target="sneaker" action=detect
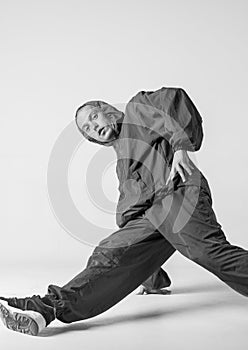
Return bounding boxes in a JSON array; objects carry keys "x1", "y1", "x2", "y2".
[{"x1": 0, "y1": 295, "x2": 54, "y2": 336}]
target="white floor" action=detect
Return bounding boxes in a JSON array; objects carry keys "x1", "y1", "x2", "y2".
[{"x1": 1, "y1": 254, "x2": 248, "y2": 350}]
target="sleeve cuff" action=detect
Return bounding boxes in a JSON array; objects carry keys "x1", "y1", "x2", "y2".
[{"x1": 172, "y1": 145, "x2": 186, "y2": 152}]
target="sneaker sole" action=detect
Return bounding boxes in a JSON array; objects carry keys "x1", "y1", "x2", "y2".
[{"x1": 0, "y1": 300, "x2": 46, "y2": 336}]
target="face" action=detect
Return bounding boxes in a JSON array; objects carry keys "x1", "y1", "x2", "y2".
[{"x1": 76, "y1": 105, "x2": 119, "y2": 142}]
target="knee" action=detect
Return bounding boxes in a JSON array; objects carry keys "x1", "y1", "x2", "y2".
[{"x1": 87, "y1": 245, "x2": 125, "y2": 269}]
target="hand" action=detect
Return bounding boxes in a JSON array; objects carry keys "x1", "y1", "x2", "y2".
[
  {"x1": 137, "y1": 286, "x2": 171, "y2": 295},
  {"x1": 166, "y1": 149, "x2": 195, "y2": 185}
]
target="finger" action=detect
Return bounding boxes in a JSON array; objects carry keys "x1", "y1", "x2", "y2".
[
  {"x1": 136, "y1": 286, "x2": 146, "y2": 295},
  {"x1": 166, "y1": 171, "x2": 172, "y2": 185},
  {"x1": 177, "y1": 165, "x2": 186, "y2": 182},
  {"x1": 188, "y1": 160, "x2": 195, "y2": 169},
  {"x1": 181, "y1": 163, "x2": 192, "y2": 176},
  {"x1": 159, "y1": 289, "x2": 171, "y2": 295},
  {"x1": 145, "y1": 288, "x2": 171, "y2": 295},
  {"x1": 165, "y1": 175, "x2": 171, "y2": 186}
]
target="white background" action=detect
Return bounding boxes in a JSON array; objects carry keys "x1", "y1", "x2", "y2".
[
  {"x1": 1, "y1": 0, "x2": 248, "y2": 269},
  {"x1": 1, "y1": 1, "x2": 248, "y2": 349}
]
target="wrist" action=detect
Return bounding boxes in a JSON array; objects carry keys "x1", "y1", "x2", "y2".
[
  {"x1": 173, "y1": 144, "x2": 186, "y2": 152},
  {"x1": 174, "y1": 149, "x2": 187, "y2": 154}
]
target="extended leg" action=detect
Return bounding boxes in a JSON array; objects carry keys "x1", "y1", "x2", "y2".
[{"x1": 45, "y1": 217, "x2": 175, "y2": 324}]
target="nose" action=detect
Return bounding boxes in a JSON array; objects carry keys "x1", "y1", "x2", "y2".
[
  {"x1": 90, "y1": 121, "x2": 99, "y2": 132},
  {"x1": 93, "y1": 123, "x2": 99, "y2": 132}
]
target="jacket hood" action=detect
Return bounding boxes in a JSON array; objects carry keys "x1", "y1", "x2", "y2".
[{"x1": 76, "y1": 100, "x2": 125, "y2": 147}]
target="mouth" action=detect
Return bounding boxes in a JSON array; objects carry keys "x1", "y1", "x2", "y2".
[{"x1": 98, "y1": 126, "x2": 109, "y2": 136}]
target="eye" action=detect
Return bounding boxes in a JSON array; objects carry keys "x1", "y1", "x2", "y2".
[
  {"x1": 92, "y1": 114, "x2": 98, "y2": 120},
  {"x1": 83, "y1": 125, "x2": 90, "y2": 132}
]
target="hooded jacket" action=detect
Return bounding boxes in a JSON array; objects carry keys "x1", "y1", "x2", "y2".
[{"x1": 87, "y1": 87, "x2": 204, "y2": 228}]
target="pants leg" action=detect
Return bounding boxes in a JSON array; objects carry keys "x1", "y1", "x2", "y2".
[
  {"x1": 146, "y1": 173, "x2": 248, "y2": 297},
  {"x1": 142, "y1": 268, "x2": 171, "y2": 290},
  {"x1": 46, "y1": 217, "x2": 175, "y2": 324}
]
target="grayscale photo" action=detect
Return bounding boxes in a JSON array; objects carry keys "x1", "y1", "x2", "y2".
[{"x1": 0, "y1": 1, "x2": 248, "y2": 349}]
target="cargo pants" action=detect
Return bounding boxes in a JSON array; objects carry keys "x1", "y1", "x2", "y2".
[{"x1": 44, "y1": 174, "x2": 248, "y2": 325}]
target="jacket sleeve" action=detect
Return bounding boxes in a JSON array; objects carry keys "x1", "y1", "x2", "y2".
[
  {"x1": 130, "y1": 87, "x2": 204, "y2": 152},
  {"x1": 162, "y1": 88, "x2": 203, "y2": 152}
]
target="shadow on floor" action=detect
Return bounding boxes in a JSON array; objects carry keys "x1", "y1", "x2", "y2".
[
  {"x1": 39, "y1": 282, "x2": 247, "y2": 337},
  {"x1": 172, "y1": 281, "x2": 227, "y2": 295}
]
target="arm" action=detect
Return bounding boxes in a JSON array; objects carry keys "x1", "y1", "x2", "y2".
[
  {"x1": 160, "y1": 87, "x2": 203, "y2": 152},
  {"x1": 128, "y1": 87, "x2": 204, "y2": 152},
  {"x1": 133, "y1": 87, "x2": 203, "y2": 183},
  {"x1": 161, "y1": 88, "x2": 203, "y2": 183}
]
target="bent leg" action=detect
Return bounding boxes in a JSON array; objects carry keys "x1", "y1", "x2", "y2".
[
  {"x1": 46, "y1": 217, "x2": 175, "y2": 324},
  {"x1": 147, "y1": 174, "x2": 248, "y2": 297}
]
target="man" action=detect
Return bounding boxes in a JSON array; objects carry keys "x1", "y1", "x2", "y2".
[{"x1": 1, "y1": 87, "x2": 248, "y2": 336}]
